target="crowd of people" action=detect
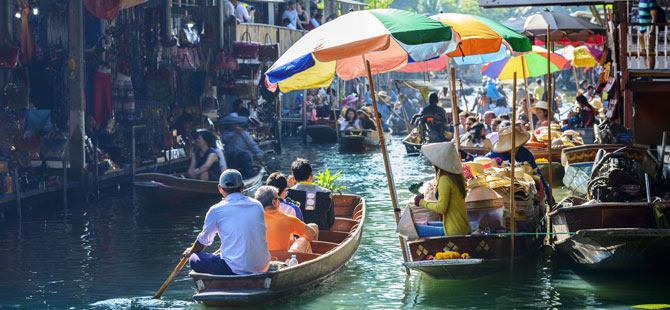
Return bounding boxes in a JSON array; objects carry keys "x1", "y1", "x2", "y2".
[{"x1": 183, "y1": 158, "x2": 334, "y2": 275}]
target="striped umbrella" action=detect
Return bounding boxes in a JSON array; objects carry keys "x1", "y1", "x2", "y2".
[
  {"x1": 399, "y1": 13, "x2": 531, "y2": 72},
  {"x1": 481, "y1": 50, "x2": 570, "y2": 80},
  {"x1": 556, "y1": 45, "x2": 603, "y2": 68},
  {"x1": 265, "y1": 9, "x2": 457, "y2": 92}
]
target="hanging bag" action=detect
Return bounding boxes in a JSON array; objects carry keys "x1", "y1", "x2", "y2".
[
  {"x1": 217, "y1": 48, "x2": 238, "y2": 70},
  {"x1": 218, "y1": 71, "x2": 236, "y2": 95},
  {"x1": 0, "y1": 29, "x2": 20, "y2": 69},
  {"x1": 232, "y1": 30, "x2": 260, "y2": 59},
  {"x1": 258, "y1": 33, "x2": 279, "y2": 62}
]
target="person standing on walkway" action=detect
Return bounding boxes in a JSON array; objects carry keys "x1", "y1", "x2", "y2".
[{"x1": 638, "y1": 0, "x2": 660, "y2": 69}]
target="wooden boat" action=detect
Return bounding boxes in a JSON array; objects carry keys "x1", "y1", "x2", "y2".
[
  {"x1": 402, "y1": 134, "x2": 490, "y2": 157},
  {"x1": 399, "y1": 200, "x2": 545, "y2": 279},
  {"x1": 339, "y1": 129, "x2": 390, "y2": 150},
  {"x1": 134, "y1": 166, "x2": 265, "y2": 205},
  {"x1": 549, "y1": 197, "x2": 670, "y2": 269},
  {"x1": 189, "y1": 194, "x2": 366, "y2": 307},
  {"x1": 560, "y1": 144, "x2": 656, "y2": 197},
  {"x1": 306, "y1": 120, "x2": 338, "y2": 143},
  {"x1": 529, "y1": 147, "x2": 563, "y2": 163}
]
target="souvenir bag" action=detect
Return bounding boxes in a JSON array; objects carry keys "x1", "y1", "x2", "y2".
[
  {"x1": 177, "y1": 47, "x2": 195, "y2": 69},
  {"x1": 235, "y1": 59, "x2": 260, "y2": 80},
  {"x1": 0, "y1": 29, "x2": 20, "y2": 69},
  {"x1": 216, "y1": 48, "x2": 238, "y2": 70},
  {"x1": 218, "y1": 72, "x2": 236, "y2": 95},
  {"x1": 235, "y1": 71, "x2": 258, "y2": 99},
  {"x1": 1, "y1": 68, "x2": 29, "y2": 110},
  {"x1": 258, "y1": 33, "x2": 279, "y2": 62},
  {"x1": 232, "y1": 30, "x2": 260, "y2": 59}
]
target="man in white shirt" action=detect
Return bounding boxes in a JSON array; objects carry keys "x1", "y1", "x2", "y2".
[
  {"x1": 223, "y1": 0, "x2": 234, "y2": 20},
  {"x1": 282, "y1": 0, "x2": 298, "y2": 30},
  {"x1": 183, "y1": 169, "x2": 270, "y2": 275},
  {"x1": 231, "y1": 0, "x2": 251, "y2": 23}
]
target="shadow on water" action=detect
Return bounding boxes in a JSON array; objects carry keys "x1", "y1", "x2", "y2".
[{"x1": 1, "y1": 136, "x2": 669, "y2": 309}]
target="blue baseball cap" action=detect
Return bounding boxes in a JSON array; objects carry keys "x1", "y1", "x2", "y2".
[{"x1": 219, "y1": 169, "x2": 244, "y2": 189}]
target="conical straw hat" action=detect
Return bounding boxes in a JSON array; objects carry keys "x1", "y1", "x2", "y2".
[
  {"x1": 493, "y1": 127, "x2": 531, "y2": 153},
  {"x1": 420, "y1": 142, "x2": 462, "y2": 174}
]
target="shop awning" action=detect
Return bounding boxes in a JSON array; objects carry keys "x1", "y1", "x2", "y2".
[
  {"x1": 335, "y1": 0, "x2": 369, "y2": 7},
  {"x1": 84, "y1": 0, "x2": 149, "y2": 20}
]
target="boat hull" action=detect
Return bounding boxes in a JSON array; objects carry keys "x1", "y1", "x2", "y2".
[
  {"x1": 402, "y1": 134, "x2": 490, "y2": 157},
  {"x1": 134, "y1": 166, "x2": 264, "y2": 205},
  {"x1": 550, "y1": 199, "x2": 670, "y2": 269},
  {"x1": 306, "y1": 122, "x2": 338, "y2": 143},
  {"x1": 339, "y1": 129, "x2": 390, "y2": 150},
  {"x1": 189, "y1": 195, "x2": 366, "y2": 307}
]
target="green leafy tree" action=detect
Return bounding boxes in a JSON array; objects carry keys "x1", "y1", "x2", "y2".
[{"x1": 364, "y1": 0, "x2": 394, "y2": 9}]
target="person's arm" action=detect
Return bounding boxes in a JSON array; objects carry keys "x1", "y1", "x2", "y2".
[
  {"x1": 196, "y1": 153, "x2": 219, "y2": 174},
  {"x1": 419, "y1": 175, "x2": 451, "y2": 215},
  {"x1": 651, "y1": 4, "x2": 658, "y2": 24},
  {"x1": 187, "y1": 153, "x2": 198, "y2": 177},
  {"x1": 183, "y1": 240, "x2": 208, "y2": 258},
  {"x1": 183, "y1": 209, "x2": 217, "y2": 257},
  {"x1": 242, "y1": 132, "x2": 264, "y2": 158}
]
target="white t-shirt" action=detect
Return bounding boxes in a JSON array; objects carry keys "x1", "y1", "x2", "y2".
[
  {"x1": 282, "y1": 9, "x2": 298, "y2": 29},
  {"x1": 234, "y1": 3, "x2": 250, "y2": 23},
  {"x1": 310, "y1": 17, "x2": 320, "y2": 28},
  {"x1": 223, "y1": 0, "x2": 234, "y2": 19},
  {"x1": 197, "y1": 193, "x2": 270, "y2": 274}
]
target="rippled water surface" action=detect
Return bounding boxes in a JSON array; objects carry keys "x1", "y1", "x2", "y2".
[{"x1": 1, "y1": 137, "x2": 669, "y2": 309}]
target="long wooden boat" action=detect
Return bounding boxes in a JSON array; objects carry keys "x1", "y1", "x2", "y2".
[
  {"x1": 306, "y1": 120, "x2": 338, "y2": 143},
  {"x1": 402, "y1": 134, "x2": 490, "y2": 157},
  {"x1": 400, "y1": 201, "x2": 545, "y2": 279},
  {"x1": 339, "y1": 129, "x2": 390, "y2": 150},
  {"x1": 529, "y1": 148, "x2": 563, "y2": 163},
  {"x1": 549, "y1": 197, "x2": 670, "y2": 269},
  {"x1": 189, "y1": 194, "x2": 366, "y2": 307},
  {"x1": 560, "y1": 144, "x2": 656, "y2": 197},
  {"x1": 133, "y1": 166, "x2": 264, "y2": 205}
]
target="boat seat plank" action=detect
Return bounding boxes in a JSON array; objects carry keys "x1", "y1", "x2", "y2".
[
  {"x1": 318, "y1": 230, "x2": 349, "y2": 244},
  {"x1": 331, "y1": 217, "x2": 358, "y2": 233},
  {"x1": 311, "y1": 240, "x2": 339, "y2": 254}
]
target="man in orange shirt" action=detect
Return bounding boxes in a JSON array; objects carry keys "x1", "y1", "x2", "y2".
[{"x1": 255, "y1": 186, "x2": 318, "y2": 253}]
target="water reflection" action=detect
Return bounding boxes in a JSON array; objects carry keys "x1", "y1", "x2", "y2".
[{"x1": 0, "y1": 136, "x2": 669, "y2": 309}]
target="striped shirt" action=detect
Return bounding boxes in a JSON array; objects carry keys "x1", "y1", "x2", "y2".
[{"x1": 639, "y1": 0, "x2": 659, "y2": 33}]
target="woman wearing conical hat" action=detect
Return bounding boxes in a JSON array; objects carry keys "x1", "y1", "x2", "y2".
[{"x1": 413, "y1": 142, "x2": 471, "y2": 236}]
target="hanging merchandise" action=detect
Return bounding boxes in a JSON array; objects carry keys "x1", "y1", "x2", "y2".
[
  {"x1": 83, "y1": 0, "x2": 148, "y2": 20},
  {"x1": 218, "y1": 72, "x2": 236, "y2": 95},
  {"x1": 233, "y1": 31, "x2": 260, "y2": 59},
  {"x1": 258, "y1": 33, "x2": 279, "y2": 62},
  {"x1": 112, "y1": 72, "x2": 136, "y2": 121},
  {"x1": 216, "y1": 48, "x2": 238, "y2": 70},
  {"x1": 200, "y1": 87, "x2": 219, "y2": 120},
  {"x1": 147, "y1": 68, "x2": 173, "y2": 103},
  {"x1": 1, "y1": 68, "x2": 30, "y2": 111},
  {"x1": 92, "y1": 69, "x2": 113, "y2": 127},
  {"x1": 235, "y1": 60, "x2": 260, "y2": 80},
  {"x1": 177, "y1": 47, "x2": 196, "y2": 70},
  {"x1": 179, "y1": 24, "x2": 200, "y2": 46}
]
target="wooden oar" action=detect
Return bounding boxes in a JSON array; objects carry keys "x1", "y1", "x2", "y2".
[{"x1": 153, "y1": 240, "x2": 197, "y2": 299}]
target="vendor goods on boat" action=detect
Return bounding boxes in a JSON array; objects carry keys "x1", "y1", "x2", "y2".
[
  {"x1": 402, "y1": 133, "x2": 489, "y2": 156},
  {"x1": 397, "y1": 158, "x2": 546, "y2": 279},
  {"x1": 561, "y1": 144, "x2": 656, "y2": 198},
  {"x1": 339, "y1": 129, "x2": 390, "y2": 150},
  {"x1": 134, "y1": 166, "x2": 264, "y2": 205},
  {"x1": 526, "y1": 125, "x2": 584, "y2": 163},
  {"x1": 189, "y1": 194, "x2": 365, "y2": 307},
  {"x1": 306, "y1": 120, "x2": 338, "y2": 143},
  {"x1": 550, "y1": 197, "x2": 670, "y2": 269}
]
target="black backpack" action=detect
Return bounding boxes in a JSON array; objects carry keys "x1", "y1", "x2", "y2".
[{"x1": 657, "y1": 3, "x2": 668, "y2": 23}]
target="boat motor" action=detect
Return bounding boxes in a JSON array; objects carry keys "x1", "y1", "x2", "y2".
[{"x1": 588, "y1": 151, "x2": 645, "y2": 202}]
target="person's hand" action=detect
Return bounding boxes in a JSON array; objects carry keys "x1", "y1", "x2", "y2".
[
  {"x1": 414, "y1": 194, "x2": 424, "y2": 206},
  {"x1": 183, "y1": 247, "x2": 193, "y2": 258},
  {"x1": 254, "y1": 154, "x2": 264, "y2": 163}
]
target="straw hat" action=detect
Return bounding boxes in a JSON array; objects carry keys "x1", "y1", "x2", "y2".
[
  {"x1": 589, "y1": 97, "x2": 603, "y2": 111},
  {"x1": 474, "y1": 157, "x2": 497, "y2": 173},
  {"x1": 342, "y1": 94, "x2": 358, "y2": 106},
  {"x1": 356, "y1": 109, "x2": 370, "y2": 118},
  {"x1": 529, "y1": 101, "x2": 549, "y2": 112},
  {"x1": 466, "y1": 186, "x2": 503, "y2": 203},
  {"x1": 420, "y1": 142, "x2": 462, "y2": 175},
  {"x1": 493, "y1": 127, "x2": 531, "y2": 153},
  {"x1": 463, "y1": 162, "x2": 484, "y2": 175},
  {"x1": 377, "y1": 91, "x2": 391, "y2": 103}
]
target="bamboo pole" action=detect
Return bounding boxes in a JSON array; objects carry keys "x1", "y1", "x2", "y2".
[
  {"x1": 450, "y1": 66, "x2": 461, "y2": 150},
  {"x1": 509, "y1": 72, "x2": 517, "y2": 273},
  {"x1": 363, "y1": 56, "x2": 409, "y2": 275},
  {"x1": 521, "y1": 56, "x2": 533, "y2": 131},
  {"x1": 573, "y1": 66, "x2": 580, "y2": 94},
  {"x1": 546, "y1": 28, "x2": 554, "y2": 205}
]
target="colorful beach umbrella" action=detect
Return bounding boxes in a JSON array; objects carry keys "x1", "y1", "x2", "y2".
[
  {"x1": 481, "y1": 50, "x2": 570, "y2": 80},
  {"x1": 265, "y1": 9, "x2": 457, "y2": 92},
  {"x1": 523, "y1": 11, "x2": 605, "y2": 43},
  {"x1": 556, "y1": 45, "x2": 603, "y2": 67}
]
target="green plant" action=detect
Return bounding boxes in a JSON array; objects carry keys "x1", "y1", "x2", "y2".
[{"x1": 313, "y1": 169, "x2": 348, "y2": 196}]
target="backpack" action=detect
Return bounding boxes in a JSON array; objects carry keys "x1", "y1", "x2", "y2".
[{"x1": 657, "y1": 3, "x2": 668, "y2": 23}]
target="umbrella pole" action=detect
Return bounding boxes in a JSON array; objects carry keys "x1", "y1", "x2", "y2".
[
  {"x1": 573, "y1": 66, "x2": 579, "y2": 94},
  {"x1": 363, "y1": 56, "x2": 410, "y2": 275},
  {"x1": 546, "y1": 27, "x2": 554, "y2": 206},
  {"x1": 521, "y1": 56, "x2": 533, "y2": 131},
  {"x1": 450, "y1": 66, "x2": 461, "y2": 149},
  {"x1": 509, "y1": 72, "x2": 516, "y2": 274}
]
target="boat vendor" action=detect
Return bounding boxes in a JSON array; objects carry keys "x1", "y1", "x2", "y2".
[
  {"x1": 374, "y1": 91, "x2": 393, "y2": 122},
  {"x1": 219, "y1": 113, "x2": 264, "y2": 179},
  {"x1": 255, "y1": 186, "x2": 319, "y2": 253},
  {"x1": 461, "y1": 122, "x2": 493, "y2": 150},
  {"x1": 462, "y1": 127, "x2": 553, "y2": 204},
  {"x1": 575, "y1": 95, "x2": 596, "y2": 128},
  {"x1": 183, "y1": 169, "x2": 270, "y2": 275},
  {"x1": 187, "y1": 130, "x2": 225, "y2": 181},
  {"x1": 340, "y1": 108, "x2": 360, "y2": 131},
  {"x1": 356, "y1": 109, "x2": 376, "y2": 130},
  {"x1": 415, "y1": 93, "x2": 448, "y2": 142},
  {"x1": 412, "y1": 142, "x2": 471, "y2": 236},
  {"x1": 266, "y1": 172, "x2": 304, "y2": 221},
  {"x1": 529, "y1": 101, "x2": 551, "y2": 128},
  {"x1": 286, "y1": 158, "x2": 335, "y2": 230}
]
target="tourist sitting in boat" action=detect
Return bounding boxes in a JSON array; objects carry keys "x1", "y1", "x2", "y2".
[
  {"x1": 313, "y1": 96, "x2": 332, "y2": 120},
  {"x1": 483, "y1": 111, "x2": 496, "y2": 134},
  {"x1": 183, "y1": 169, "x2": 270, "y2": 275},
  {"x1": 340, "y1": 108, "x2": 360, "y2": 131},
  {"x1": 266, "y1": 172, "x2": 304, "y2": 221},
  {"x1": 255, "y1": 186, "x2": 319, "y2": 253},
  {"x1": 575, "y1": 94, "x2": 596, "y2": 128},
  {"x1": 220, "y1": 113, "x2": 264, "y2": 179},
  {"x1": 416, "y1": 93, "x2": 448, "y2": 142},
  {"x1": 413, "y1": 142, "x2": 471, "y2": 236},
  {"x1": 357, "y1": 109, "x2": 376, "y2": 130},
  {"x1": 286, "y1": 158, "x2": 335, "y2": 230},
  {"x1": 374, "y1": 91, "x2": 393, "y2": 122},
  {"x1": 187, "y1": 130, "x2": 225, "y2": 181},
  {"x1": 341, "y1": 94, "x2": 358, "y2": 112},
  {"x1": 460, "y1": 122, "x2": 493, "y2": 150}
]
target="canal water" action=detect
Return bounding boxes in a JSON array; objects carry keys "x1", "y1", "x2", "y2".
[{"x1": 1, "y1": 136, "x2": 669, "y2": 310}]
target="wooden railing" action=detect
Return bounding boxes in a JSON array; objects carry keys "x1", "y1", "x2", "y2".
[
  {"x1": 236, "y1": 23, "x2": 305, "y2": 58},
  {"x1": 625, "y1": 23, "x2": 670, "y2": 70}
]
